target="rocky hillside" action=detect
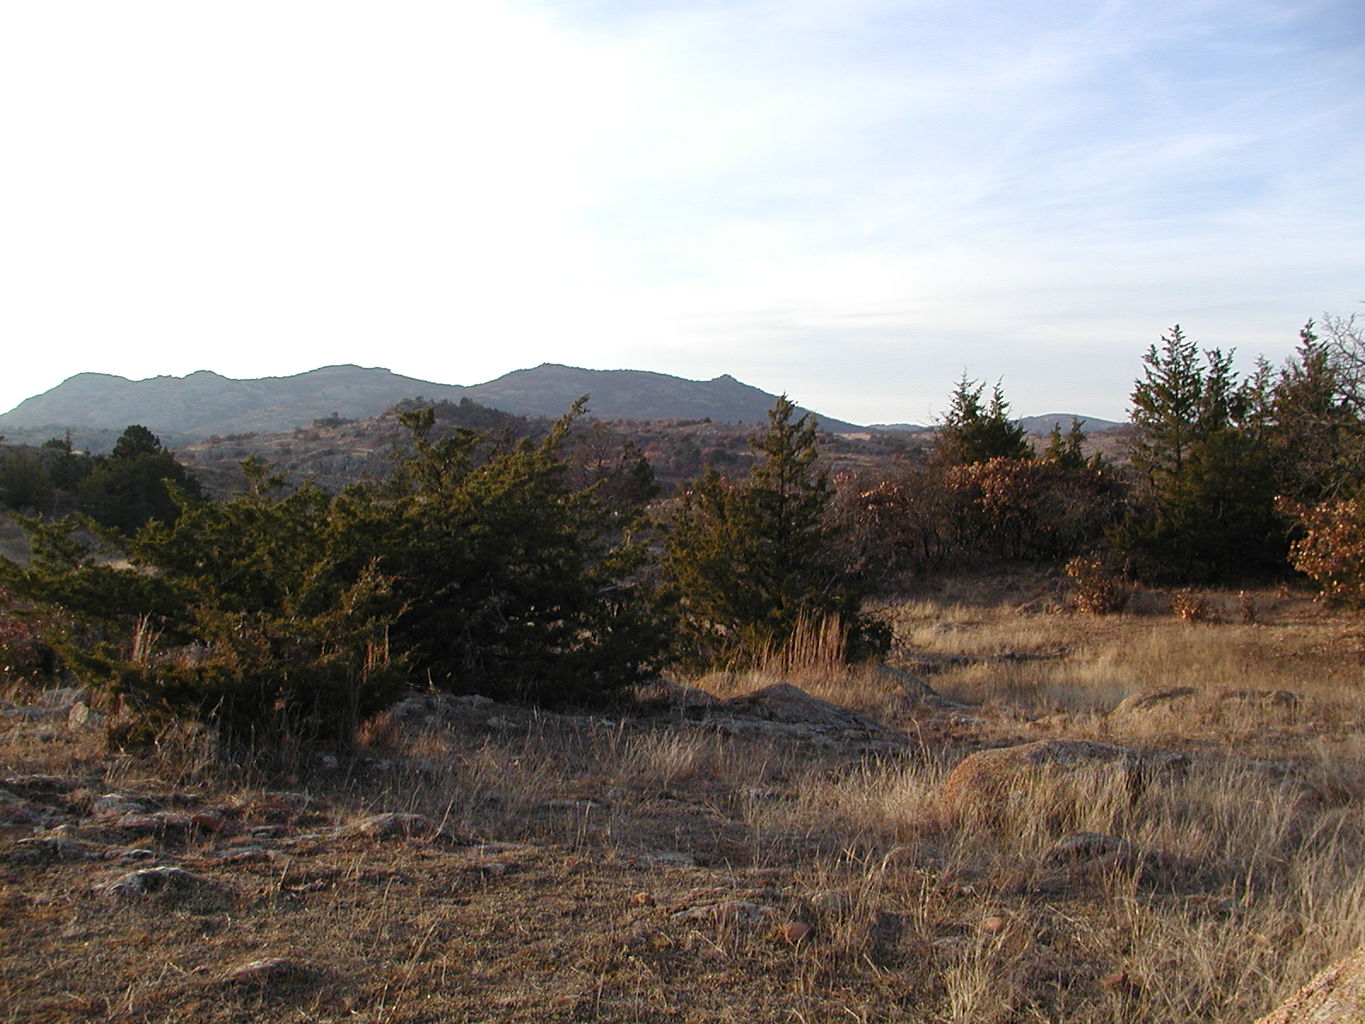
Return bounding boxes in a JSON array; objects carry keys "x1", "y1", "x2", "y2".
[{"x1": 0, "y1": 364, "x2": 863, "y2": 444}]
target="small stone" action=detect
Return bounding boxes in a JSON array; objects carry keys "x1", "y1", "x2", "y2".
[
  {"x1": 780, "y1": 921, "x2": 812, "y2": 943},
  {"x1": 92, "y1": 794, "x2": 150, "y2": 818},
  {"x1": 343, "y1": 812, "x2": 464, "y2": 843},
  {"x1": 66, "y1": 702, "x2": 103, "y2": 730},
  {"x1": 116, "y1": 811, "x2": 193, "y2": 832},
  {"x1": 462, "y1": 860, "x2": 511, "y2": 878},
  {"x1": 102, "y1": 866, "x2": 232, "y2": 905},
  {"x1": 638, "y1": 851, "x2": 695, "y2": 869},
  {"x1": 190, "y1": 810, "x2": 226, "y2": 833},
  {"x1": 809, "y1": 891, "x2": 854, "y2": 918},
  {"x1": 981, "y1": 915, "x2": 1008, "y2": 934}
]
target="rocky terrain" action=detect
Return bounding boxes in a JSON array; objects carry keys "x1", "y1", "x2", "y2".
[{"x1": 3, "y1": 578, "x2": 1362, "y2": 1022}]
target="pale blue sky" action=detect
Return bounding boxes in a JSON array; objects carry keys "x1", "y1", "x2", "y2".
[{"x1": 1, "y1": 0, "x2": 1361, "y2": 425}]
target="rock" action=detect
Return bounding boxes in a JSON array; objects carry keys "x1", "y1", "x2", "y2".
[
  {"x1": 981, "y1": 915, "x2": 1008, "y2": 934},
  {"x1": 0, "y1": 787, "x2": 66, "y2": 826},
  {"x1": 780, "y1": 920, "x2": 813, "y2": 943},
  {"x1": 1109, "y1": 687, "x2": 1196, "y2": 717},
  {"x1": 717, "y1": 683, "x2": 898, "y2": 741},
  {"x1": 115, "y1": 811, "x2": 193, "y2": 833},
  {"x1": 215, "y1": 957, "x2": 328, "y2": 990},
  {"x1": 92, "y1": 794, "x2": 152, "y2": 818},
  {"x1": 870, "y1": 665, "x2": 971, "y2": 711},
  {"x1": 636, "y1": 851, "x2": 696, "y2": 869},
  {"x1": 808, "y1": 891, "x2": 854, "y2": 918},
  {"x1": 341, "y1": 812, "x2": 465, "y2": 844},
  {"x1": 1045, "y1": 831, "x2": 1141, "y2": 866},
  {"x1": 939, "y1": 740, "x2": 1190, "y2": 817},
  {"x1": 634, "y1": 677, "x2": 718, "y2": 709},
  {"x1": 1, "y1": 774, "x2": 87, "y2": 797},
  {"x1": 101, "y1": 866, "x2": 233, "y2": 906},
  {"x1": 190, "y1": 810, "x2": 227, "y2": 833},
  {"x1": 8, "y1": 835, "x2": 102, "y2": 864},
  {"x1": 36, "y1": 687, "x2": 92, "y2": 709},
  {"x1": 1252, "y1": 947, "x2": 1365, "y2": 1023}
]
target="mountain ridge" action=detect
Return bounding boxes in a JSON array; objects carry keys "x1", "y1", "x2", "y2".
[
  {"x1": 0, "y1": 363, "x2": 863, "y2": 440},
  {"x1": 0, "y1": 363, "x2": 1121, "y2": 446}
]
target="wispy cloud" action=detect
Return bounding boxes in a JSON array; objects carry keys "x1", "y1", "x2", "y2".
[{"x1": 0, "y1": 0, "x2": 1360, "y2": 423}]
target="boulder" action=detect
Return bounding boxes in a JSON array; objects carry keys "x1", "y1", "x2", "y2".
[
  {"x1": 939, "y1": 739, "x2": 1189, "y2": 816},
  {"x1": 1253, "y1": 947, "x2": 1365, "y2": 1023},
  {"x1": 718, "y1": 683, "x2": 894, "y2": 739},
  {"x1": 1109, "y1": 687, "x2": 1196, "y2": 717}
]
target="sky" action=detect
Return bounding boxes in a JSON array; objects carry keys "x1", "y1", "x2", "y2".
[{"x1": 2, "y1": 0, "x2": 1362, "y2": 427}]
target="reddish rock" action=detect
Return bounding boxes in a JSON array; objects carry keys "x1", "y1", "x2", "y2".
[
  {"x1": 115, "y1": 811, "x2": 193, "y2": 833},
  {"x1": 1253, "y1": 947, "x2": 1365, "y2": 1023},
  {"x1": 190, "y1": 810, "x2": 227, "y2": 833},
  {"x1": 939, "y1": 740, "x2": 1189, "y2": 817}
]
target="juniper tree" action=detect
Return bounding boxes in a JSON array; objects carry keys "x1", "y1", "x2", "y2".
[
  {"x1": 662, "y1": 395, "x2": 886, "y2": 668},
  {"x1": 934, "y1": 375, "x2": 1032, "y2": 466},
  {"x1": 1111, "y1": 326, "x2": 1281, "y2": 582}
]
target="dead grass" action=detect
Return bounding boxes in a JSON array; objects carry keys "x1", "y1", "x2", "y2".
[{"x1": 2, "y1": 575, "x2": 1363, "y2": 1022}]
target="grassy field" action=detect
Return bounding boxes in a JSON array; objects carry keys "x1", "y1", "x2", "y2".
[{"x1": 2, "y1": 574, "x2": 1363, "y2": 1022}]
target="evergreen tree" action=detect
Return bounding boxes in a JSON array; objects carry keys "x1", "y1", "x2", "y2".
[
  {"x1": 1268, "y1": 321, "x2": 1364, "y2": 501},
  {"x1": 934, "y1": 375, "x2": 1032, "y2": 465},
  {"x1": 76, "y1": 425, "x2": 204, "y2": 533},
  {"x1": 1112, "y1": 326, "x2": 1282, "y2": 582},
  {"x1": 1042, "y1": 418, "x2": 1089, "y2": 470},
  {"x1": 662, "y1": 396, "x2": 885, "y2": 668},
  {"x1": 4, "y1": 403, "x2": 663, "y2": 750}
]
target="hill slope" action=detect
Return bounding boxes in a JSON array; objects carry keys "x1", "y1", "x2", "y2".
[{"x1": 0, "y1": 363, "x2": 861, "y2": 441}]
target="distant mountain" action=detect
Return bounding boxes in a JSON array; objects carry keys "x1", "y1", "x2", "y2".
[
  {"x1": 461, "y1": 364, "x2": 861, "y2": 432},
  {"x1": 0, "y1": 363, "x2": 862, "y2": 443},
  {"x1": 864, "y1": 422, "x2": 929, "y2": 433},
  {"x1": 0, "y1": 365, "x2": 463, "y2": 441},
  {"x1": 1017, "y1": 413, "x2": 1124, "y2": 435}
]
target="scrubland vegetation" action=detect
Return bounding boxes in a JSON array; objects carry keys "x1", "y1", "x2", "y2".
[{"x1": 3, "y1": 314, "x2": 1365, "y2": 1021}]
